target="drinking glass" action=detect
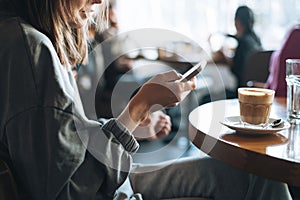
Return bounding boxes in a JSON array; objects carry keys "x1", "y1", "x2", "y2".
[
  {"x1": 286, "y1": 59, "x2": 300, "y2": 124},
  {"x1": 238, "y1": 87, "x2": 275, "y2": 126},
  {"x1": 287, "y1": 124, "x2": 300, "y2": 160}
]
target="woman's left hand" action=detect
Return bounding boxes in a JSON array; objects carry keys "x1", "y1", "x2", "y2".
[{"x1": 133, "y1": 111, "x2": 171, "y2": 140}]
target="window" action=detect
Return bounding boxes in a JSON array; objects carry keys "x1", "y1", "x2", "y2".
[{"x1": 116, "y1": 0, "x2": 300, "y2": 51}]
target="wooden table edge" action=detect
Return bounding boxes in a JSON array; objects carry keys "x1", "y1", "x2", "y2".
[{"x1": 189, "y1": 123, "x2": 300, "y2": 187}]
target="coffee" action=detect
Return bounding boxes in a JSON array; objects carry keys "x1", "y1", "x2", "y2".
[{"x1": 238, "y1": 88, "x2": 275, "y2": 125}]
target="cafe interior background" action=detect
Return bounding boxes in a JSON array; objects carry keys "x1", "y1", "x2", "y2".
[
  {"x1": 116, "y1": 0, "x2": 300, "y2": 50},
  {"x1": 78, "y1": 0, "x2": 300, "y2": 163}
]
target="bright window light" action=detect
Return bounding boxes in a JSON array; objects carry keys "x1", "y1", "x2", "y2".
[{"x1": 115, "y1": 0, "x2": 300, "y2": 51}]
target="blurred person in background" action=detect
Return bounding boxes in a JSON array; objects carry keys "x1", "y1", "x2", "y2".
[
  {"x1": 264, "y1": 22, "x2": 300, "y2": 97},
  {"x1": 212, "y1": 5, "x2": 262, "y2": 98}
]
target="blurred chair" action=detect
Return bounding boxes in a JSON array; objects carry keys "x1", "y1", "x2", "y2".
[
  {"x1": 0, "y1": 159, "x2": 19, "y2": 200},
  {"x1": 241, "y1": 50, "x2": 274, "y2": 87}
]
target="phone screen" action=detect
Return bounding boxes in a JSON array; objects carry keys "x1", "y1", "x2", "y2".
[{"x1": 177, "y1": 60, "x2": 207, "y2": 82}]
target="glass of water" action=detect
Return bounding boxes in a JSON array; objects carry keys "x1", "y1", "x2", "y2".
[{"x1": 286, "y1": 59, "x2": 300, "y2": 124}]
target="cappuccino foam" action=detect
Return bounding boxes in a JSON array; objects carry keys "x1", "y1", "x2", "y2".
[{"x1": 238, "y1": 88, "x2": 274, "y2": 104}]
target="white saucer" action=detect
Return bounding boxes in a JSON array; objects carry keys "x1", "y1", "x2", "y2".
[{"x1": 220, "y1": 116, "x2": 291, "y2": 134}]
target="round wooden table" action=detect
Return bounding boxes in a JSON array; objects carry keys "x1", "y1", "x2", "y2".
[{"x1": 189, "y1": 98, "x2": 300, "y2": 186}]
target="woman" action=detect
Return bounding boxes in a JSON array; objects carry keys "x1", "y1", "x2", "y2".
[
  {"x1": 212, "y1": 5, "x2": 262, "y2": 98},
  {"x1": 230, "y1": 5, "x2": 262, "y2": 89},
  {"x1": 265, "y1": 23, "x2": 300, "y2": 97},
  {"x1": 0, "y1": 0, "x2": 292, "y2": 199}
]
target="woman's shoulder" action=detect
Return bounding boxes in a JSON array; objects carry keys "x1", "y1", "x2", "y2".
[
  {"x1": 240, "y1": 33, "x2": 262, "y2": 48},
  {"x1": 0, "y1": 15, "x2": 58, "y2": 66},
  {"x1": 19, "y1": 20, "x2": 56, "y2": 54},
  {"x1": 1, "y1": 15, "x2": 52, "y2": 48}
]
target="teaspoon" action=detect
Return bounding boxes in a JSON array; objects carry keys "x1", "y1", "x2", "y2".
[{"x1": 270, "y1": 119, "x2": 283, "y2": 128}]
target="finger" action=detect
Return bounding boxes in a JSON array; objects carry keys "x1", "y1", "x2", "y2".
[
  {"x1": 158, "y1": 118, "x2": 171, "y2": 130},
  {"x1": 155, "y1": 121, "x2": 165, "y2": 132},
  {"x1": 158, "y1": 70, "x2": 181, "y2": 81},
  {"x1": 158, "y1": 116, "x2": 171, "y2": 127},
  {"x1": 189, "y1": 77, "x2": 198, "y2": 89},
  {"x1": 180, "y1": 78, "x2": 197, "y2": 91},
  {"x1": 164, "y1": 122, "x2": 171, "y2": 133},
  {"x1": 157, "y1": 121, "x2": 171, "y2": 133},
  {"x1": 158, "y1": 114, "x2": 168, "y2": 122},
  {"x1": 160, "y1": 127, "x2": 171, "y2": 135},
  {"x1": 164, "y1": 115, "x2": 171, "y2": 125}
]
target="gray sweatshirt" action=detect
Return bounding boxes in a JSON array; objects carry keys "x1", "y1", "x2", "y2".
[{"x1": 0, "y1": 11, "x2": 139, "y2": 200}]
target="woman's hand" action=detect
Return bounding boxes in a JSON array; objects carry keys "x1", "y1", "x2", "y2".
[
  {"x1": 133, "y1": 111, "x2": 171, "y2": 140},
  {"x1": 117, "y1": 70, "x2": 197, "y2": 132},
  {"x1": 134, "y1": 70, "x2": 197, "y2": 110}
]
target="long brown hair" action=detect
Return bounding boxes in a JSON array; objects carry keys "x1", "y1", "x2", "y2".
[{"x1": 6, "y1": 0, "x2": 108, "y2": 67}]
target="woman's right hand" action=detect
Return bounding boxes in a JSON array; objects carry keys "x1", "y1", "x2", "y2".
[{"x1": 117, "y1": 70, "x2": 197, "y2": 132}]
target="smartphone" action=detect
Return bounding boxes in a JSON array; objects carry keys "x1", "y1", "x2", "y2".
[{"x1": 177, "y1": 60, "x2": 207, "y2": 82}]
